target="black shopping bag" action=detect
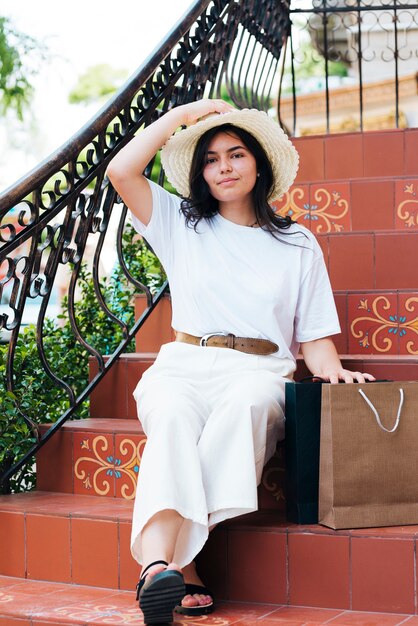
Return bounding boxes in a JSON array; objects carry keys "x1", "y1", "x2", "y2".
[{"x1": 285, "y1": 378, "x2": 322, "y2": 524}]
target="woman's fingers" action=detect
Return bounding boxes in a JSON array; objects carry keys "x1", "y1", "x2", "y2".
[
  {"x1": 180, "y1": 98, "x2": 235, "y2": 126},
  {"x1": 322, "y1": 370, "x2": 377, "y2": 384}
]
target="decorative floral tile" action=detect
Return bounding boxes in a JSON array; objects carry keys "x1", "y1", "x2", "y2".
[
  {"x1": 309, "y1": 183, "x2": 351, "y2": 234},
  {"x1": 115, "y1": 435, "x2": 147, "y2": 500},
  {"x1": 273, "y1": 186, "x2": 311, "y2": 228},
  {"x1": 348, "y1": 293, "x2": 398, "y2": 355},
  {"x1": 395, "y1": 179, "x2": 418, "y2": 230},
  {"x1": 73, "y1": 433, "x2": 116, "y2": 497},
  {"x1": 258, "y1": 443, "x2": 285, "y2": 511},
  {"x1": 398, "y1": 293, "x2": 418, "y2": 356}
]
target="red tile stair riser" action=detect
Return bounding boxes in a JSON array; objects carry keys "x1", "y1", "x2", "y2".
[
  {"x1": 405, "y1": 129, "x2": 418, "y2": 176},
  {"x1": 375, "y1": 232, "x2": 418, "y2": 289},
  {"x1": 288, "y1": 533, "x2": 350, "y2": 610},
  {"x1": 324, "y1": 133, "x2": 363, "y2": 180},
  {"x1": 89, "y1": 355, "x2": 155, "y2": 420},
  {"x1": 351, "y1": 180, "x2": 395, "y2": 231},
  {"x1": 328, "y1": 234, "x2": 374, "y2": 291},
  {"x1": 351, "y1": 537, "x2": 415, "y2": 614},
  {"x1": 134, "y1": 293, "x2": 174, "y2": 353},
  {"x1": 292, "y1": 136, "x2": 325, "y2": 183},
  {"x1": 26, "y1": 514, "x2": 71, "y2": 583},
  {"x1": 363, "y1": 131, "x2": 405, "y2": 178}
]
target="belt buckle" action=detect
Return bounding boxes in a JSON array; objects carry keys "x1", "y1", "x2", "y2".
[{"x1": 200, "y1": 332, "x2": 227, "y2": 347}]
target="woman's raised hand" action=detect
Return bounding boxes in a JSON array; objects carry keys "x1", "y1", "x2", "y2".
[{"x1": 177, "y1": 99, "x2": 236, "y2": 127}]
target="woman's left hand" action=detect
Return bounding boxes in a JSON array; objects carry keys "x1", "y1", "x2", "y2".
[{"x1": 316, "y1": 369, "x2": 376, "y2": 384}]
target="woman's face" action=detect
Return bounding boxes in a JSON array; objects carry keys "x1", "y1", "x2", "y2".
[{"x1": 202, "y1": 131, "x2": 257, "y2": 205}]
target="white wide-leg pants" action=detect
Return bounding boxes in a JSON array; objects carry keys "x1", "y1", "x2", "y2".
[{"x1": 131, "y1": 341, "x2": 294, "y2": 567}]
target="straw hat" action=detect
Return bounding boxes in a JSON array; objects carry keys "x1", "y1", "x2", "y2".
[{"x1": 160, "y1": 108, "x2": 299, "y2": 202}]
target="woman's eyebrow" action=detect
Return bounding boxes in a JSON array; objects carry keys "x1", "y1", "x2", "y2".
[{"x1": 207, "y1": 145, "x2": 247, "y2": 154}]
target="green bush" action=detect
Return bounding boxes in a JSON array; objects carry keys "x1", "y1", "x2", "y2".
[{"x1": 0, "y1": 225, "x2": 165, "y2": 492}]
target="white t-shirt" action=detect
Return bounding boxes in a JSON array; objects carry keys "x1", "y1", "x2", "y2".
[{"x1": 130, "y1": 180, "x2": 341, "y2": 369}]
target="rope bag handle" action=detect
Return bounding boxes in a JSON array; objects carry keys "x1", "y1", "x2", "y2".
[{"x1": 358, "y1": 388, "x2": 404, "y2": 433}]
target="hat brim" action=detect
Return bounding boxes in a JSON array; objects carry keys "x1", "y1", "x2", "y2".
[{"x1": 160, "y1": 108, "x2": 299, "y2": 202}]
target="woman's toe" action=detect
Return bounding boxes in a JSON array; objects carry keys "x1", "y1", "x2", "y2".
[{"x1": 181, "y1": 594, "x2": 200, "y2": 607}]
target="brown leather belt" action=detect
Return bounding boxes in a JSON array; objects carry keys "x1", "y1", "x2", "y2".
[{"x1": 175, "y1": 331, "x2": 278, "y2": 355}]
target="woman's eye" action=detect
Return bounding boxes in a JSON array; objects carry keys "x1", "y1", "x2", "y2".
[
  {"x1": 205, "y1": 157, "x2": 216, "y2": 165},
  {"x1": 231, "y1": 152, "x2": 244, "y2": 158}
]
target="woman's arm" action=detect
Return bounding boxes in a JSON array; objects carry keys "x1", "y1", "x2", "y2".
[
  {"x1": 300, "y1": 337, "x2": 375, "y2": 383},
  {"x1": 106, "y1": 99, "x2": 234, "y2": 225}
]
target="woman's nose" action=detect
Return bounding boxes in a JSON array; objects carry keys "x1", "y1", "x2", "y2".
[{"x1": 219, "y1": 158, "x2": 232, "y2": 173}]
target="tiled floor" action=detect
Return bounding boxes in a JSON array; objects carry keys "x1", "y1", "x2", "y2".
[{"x1": 0, "y1": 577, "x2": 418, "y2": 626}]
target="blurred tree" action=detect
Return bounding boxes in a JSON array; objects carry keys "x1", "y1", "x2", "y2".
[
  {"x1": 68, "y1": 63, "x2": 128, "y2": 104},
  {"x1": 0, "y1": 16, "x2": 47, "y2": 120}
]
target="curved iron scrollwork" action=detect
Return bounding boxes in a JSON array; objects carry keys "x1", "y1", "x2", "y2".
[
  {"x1": 0, "y1": 0, "x2": 291, "y2": 492},
  {"x1": 280, "y1": 0, "x2": 418, "y2": 135}
]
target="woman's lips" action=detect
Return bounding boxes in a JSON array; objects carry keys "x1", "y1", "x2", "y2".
[{"x1": 218, "y1": 178, "x2": 238, "y2": 186}]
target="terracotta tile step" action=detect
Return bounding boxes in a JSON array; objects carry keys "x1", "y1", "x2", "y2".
[
  {"x1": 1, "y1": 576, "x2": 416, "y2": 626},
  {"x1": 89, "y1": 353, "x2": 418, "y2": 421},
  {"x1": 318, "y1": 231, "x2": 418, "y2": 291},
  {"x1": 292, "y1": 127, "x2": 417, "y2": 183},
  {"x1": 273, "y1": 175, "x2": 418, "y2": 234},
  {"x1": 1, "y1": 495, "x2": 418, "y2": 615},
  {"x1": 36, "y1": 420, "x2": 285, "y2": 511}
]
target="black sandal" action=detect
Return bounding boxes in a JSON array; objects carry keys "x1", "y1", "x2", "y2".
[
  {"x1": 136, "y1": 559, "x2": 185, "y2": 624},
  {"x1": 174, "y1": 583, "x2": 215, "y2": 616}
]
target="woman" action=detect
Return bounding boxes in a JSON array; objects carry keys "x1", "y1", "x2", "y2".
[{"x1": 107, "y1": 99, "x2": 374, "y2": 624}]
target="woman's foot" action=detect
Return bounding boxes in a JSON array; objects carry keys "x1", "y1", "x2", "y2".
[
  {"x1": 174, "y1": 562, "x2": 214, "y2": 614},
  {"x1": 137, "y1": 560, "x2": 185, "y2": 625}
]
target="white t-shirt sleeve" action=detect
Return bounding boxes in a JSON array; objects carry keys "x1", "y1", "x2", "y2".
[
  {"x1": 129, "y1": 179, "x2": 182, "y2": 269},
  {"x1": 294, "y1": 243, "x2": 341, "y2": 343}
]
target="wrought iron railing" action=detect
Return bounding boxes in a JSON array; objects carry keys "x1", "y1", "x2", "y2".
[
  {"x1": 279, "y1": 0, "x2": 418, "y2": 135},
  {"x1": 0, "y1": 0, "x2": 290, "y2": 492}
]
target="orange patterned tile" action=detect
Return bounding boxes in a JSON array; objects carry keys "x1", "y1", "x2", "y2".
[
  {"x1": 395, "y1": 179, "x2": 418, "y2": 230},
  {"x1": 258, "y1": 444, "x2": 285, "y2": 512},
  {"x1": 73, "y1": 432, "x2": 115, "y2": 497},
  {"x1": 348, "y1": 293, "x2": 398, "y2": 355},
  {"x1": 397, "y1": 293, "x2": 418, "y2": 356},
  {"x1": 114, "y1": 435, "x2": 146, "y2": 500},
  {"x1": 309, "y1": 183, "x2": 351, "y2": 234},
  {"x1": 273, "y1": 186, "x2": 310, "y2": 228}
]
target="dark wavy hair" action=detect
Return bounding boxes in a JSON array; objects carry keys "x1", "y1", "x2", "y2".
[{"x1": 180, "y1": 123, "x2": 296, "y2": 239}]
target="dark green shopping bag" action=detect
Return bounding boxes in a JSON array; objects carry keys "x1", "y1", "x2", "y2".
[{"x1": 285, "y1": 378, "x2": 322, "y2": 524}]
